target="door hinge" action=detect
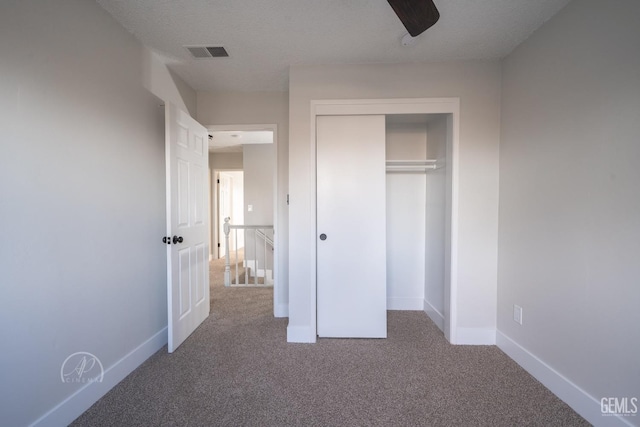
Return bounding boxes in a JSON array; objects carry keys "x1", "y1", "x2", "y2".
[
  {"x1": 217, "y1": 242, "x2": 221, "y2": 248},
  {"x1": 217, "y1": 179, "x2": 220, "y2": 184},
  {"x1": 286, "y1": 194, "x2": 290, "y2": 205}
]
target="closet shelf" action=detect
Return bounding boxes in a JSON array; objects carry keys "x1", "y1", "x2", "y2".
[
  {"x1": 386, "y1": 159, "x2": 437, "y2": 165},
  {"x1": 386, "y1": 159, "x2": 441, "y2": 172}
]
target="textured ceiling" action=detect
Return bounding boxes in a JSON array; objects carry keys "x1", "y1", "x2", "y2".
[{"x1": 96, "y1": 0, "x2": 571, "y2": 92}]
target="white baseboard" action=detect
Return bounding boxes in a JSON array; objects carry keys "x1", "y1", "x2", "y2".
[
  {"x1": 497, "y1": 331, "x2": 634, "y2": 427},
  {"x1": 31, "y1": 327, "x2": 168, "y2": 427},
  {"x1": 423, "y1": 299, "x2": 445, "y2": 332},
  {"x1": 274, "y1": 303, "x2": 289, "y2": 318},
  {"x1": 287, "y1": 325, "x2": 316, "y2": 343},
  {"x1": 387, "y1": 297, "x2": 424, "y2": 311},
  {"x1": 455, "y1": 327, "x2": 496, "y2": 345}
]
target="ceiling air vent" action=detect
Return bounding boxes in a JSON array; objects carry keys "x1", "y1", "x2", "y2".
[{"x1": 185, "y1": 46, "x2": 229, "y2": 58}]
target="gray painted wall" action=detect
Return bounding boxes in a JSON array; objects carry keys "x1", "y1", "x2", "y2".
[
  {"x1": 143, "y1": 49, "x2": 197, "y2": 117},
  {"x1": 210, "y1": 152, "x2": 243, "y2": 170},
  {"x1": 243, "y1": 144, "x2": 275, "y2": 226},
  {"x1": 424, "y1": 115, "x2": 448, "y2": 323},
  {"x1": 499, "y1": 0, "x2": 640, "y2": 407},
  {"x1": 0, "y1": 0, "x2": 171, "y2": 425}
]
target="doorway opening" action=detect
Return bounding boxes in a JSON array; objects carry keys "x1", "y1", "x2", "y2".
[
  {"x1": 215, "y1": 170, "x2": 244, "y2": 259},
  {"x1": 307, "y1": 98, "x2": 460, "y2": 344},
  {"x1": 208, "y1": 124, "x2": 280, "y2": 312}
]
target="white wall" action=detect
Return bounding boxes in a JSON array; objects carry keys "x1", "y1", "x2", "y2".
[
  {"x1": 243, "y1": 144, "x2": 275, "y2": 226},
  {"x1": 288, "y1": 62, "x2": 501, "y2": 343},
  {"x1": 198, "y1": 91, "x2": 289, "y2": 317},
  {"x1": 210, "y1": 152, "x2": 243, "y2": 170},
  {"x1": 498, "y1": 0, "x2": 640, "y2": 423},
  {"x1": 0, "y1": 0, "x2": 174, "y2": 425},
  {"x1": 386, "y1": 120, "x2": 427, "y2": 310},
  {"x1": 424, "y1": 115, "x2": 448, "y2": 328},
  {"x1": 143, "y1": 49, "x2": 197, "y2": 117},
  {"x1": 243, "y1": 144, "x2": 275, "y2": 271},
  {"x1": 228, "y1": 171, "x2": 245, "y2": 230}
]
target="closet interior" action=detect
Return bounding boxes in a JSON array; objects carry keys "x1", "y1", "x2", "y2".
[
  {"x1": 315, "y1": 112, "x2": 451, "y2": 338},
  {"x1": 386, "y1": 114, "x2": 448, "y2": 328}
]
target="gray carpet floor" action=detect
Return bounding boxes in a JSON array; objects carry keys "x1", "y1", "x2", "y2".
[{"x1": 72, "y1": 258, "x2": 589, "y2": 426}]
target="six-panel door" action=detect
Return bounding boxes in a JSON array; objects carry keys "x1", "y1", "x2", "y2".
[{"x1": 166, "y1": 103, "x2": 210, "y2": 352}]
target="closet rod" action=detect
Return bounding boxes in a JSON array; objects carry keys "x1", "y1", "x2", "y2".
[{"x1": 386, "y1": 159, "x2": 441, "y2": 172}]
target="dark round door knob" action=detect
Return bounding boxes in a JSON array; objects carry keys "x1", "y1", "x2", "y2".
[
  {"x1": 172, "y1": 235, "x2": 183, "y2": 244},
  {"x1": 319, "y1": 233, "x2": 327, "y2": 241}
]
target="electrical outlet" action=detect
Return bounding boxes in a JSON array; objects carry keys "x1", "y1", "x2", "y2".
[{"x1": 513, "y1": 304, "x2": 523, "y2": 325}]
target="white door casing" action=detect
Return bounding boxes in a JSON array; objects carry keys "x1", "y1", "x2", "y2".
[
  {"x1": 217, "y1": 173, "x2": 232, "y2": 258},
  {"x1": 166, "y1": 103, "x2": 210, "y2": 353},
  {"x1": 316, "y1": 115, "x2": 387, "y2": 338},
  {"x1": 298, "y1": 98, "x2": 459, "y2": 345}
]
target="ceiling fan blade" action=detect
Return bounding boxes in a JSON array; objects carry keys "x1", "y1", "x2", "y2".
[{"x1": 387, "y1": 0, "x2": 440, "y2": 37}]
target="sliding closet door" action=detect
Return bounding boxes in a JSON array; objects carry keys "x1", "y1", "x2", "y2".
[{"x1": 316, "y1": 115, "x2": 387, "y2": 338}]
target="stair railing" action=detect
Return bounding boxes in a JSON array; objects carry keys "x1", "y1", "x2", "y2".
[{"x1": 223, "y1": 217, "x2": 274, "y2": 287}]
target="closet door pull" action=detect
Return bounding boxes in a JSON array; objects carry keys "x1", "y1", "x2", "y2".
[{"x1": 319, "y1": 233, "x2": 327, "y2": 241}]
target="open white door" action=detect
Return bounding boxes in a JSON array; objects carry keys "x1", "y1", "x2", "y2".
[
  {"x1": 316, "y1": 115, "x2": 387, "y2": 338},
  {"x1": 166, "y1": 102, "x2": 210, "y2": 353}
]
